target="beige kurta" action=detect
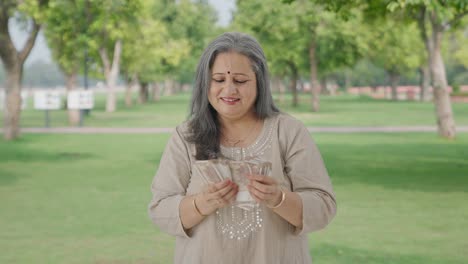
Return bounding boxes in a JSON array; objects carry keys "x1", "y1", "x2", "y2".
[{"x1": 148, "y1": 113, "x2": 336, "y2": 264}]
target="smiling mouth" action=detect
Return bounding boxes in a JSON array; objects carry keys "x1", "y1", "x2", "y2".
[{"x1": 221, "y1": 97, "x2": 240, "y2": 103}]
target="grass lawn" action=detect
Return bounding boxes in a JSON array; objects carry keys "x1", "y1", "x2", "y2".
[
  {"x1": 4, "y1": 92, "x2": 468, "y2": 128},
  {"x1": 1, "y1": 133, "x2": 467, "y2": 263}
]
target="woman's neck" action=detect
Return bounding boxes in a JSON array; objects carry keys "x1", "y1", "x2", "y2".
[{"x1": 219, "y1": 114, "x2": 262, "y2": 148}]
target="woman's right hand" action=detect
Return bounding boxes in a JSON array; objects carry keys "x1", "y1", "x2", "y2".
[{"x1": 194, "y1": 179, "x2": 239, "y2": 216}]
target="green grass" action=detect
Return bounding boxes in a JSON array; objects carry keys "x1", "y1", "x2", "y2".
[
  {"x1": 4, "y1": 92, "x2": 468, "y2": 128},
  {"x1": 1, "y1": 133, "x2": 467, "y2": 263}
]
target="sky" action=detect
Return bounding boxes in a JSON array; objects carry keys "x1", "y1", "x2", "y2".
[{"x1": 9, "y1": 0, "x2": 235, "y2": 66}]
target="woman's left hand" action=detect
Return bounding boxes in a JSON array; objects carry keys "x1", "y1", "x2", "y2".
[{"x1": 247, "y1": 174, "x2": 282, "y2": 208}]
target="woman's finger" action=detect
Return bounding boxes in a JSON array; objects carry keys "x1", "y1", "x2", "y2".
[
  {"x1": 210, "y1": 184, "x2": 238, "y2": 207},
  {"x1": 214, "y1": 179, "x2": 231, "y2": 189},
  {"x1": 203, "y1": 179, "x2": 231, "y2": 194},
  {"x1": 249, "y1": 189, "x2": 262, "y2": 203},
  {"x1": 249, "y1": 180, "x2": 276, "y2": 195},
  {"x1": 209, "y1": 182, "x2": 236, "y2": 200},
  {"x1": 248, "y1": 174, "x2": 277, "y2": 185},
  {"x1": 222, "y1": 184, "x2": 239, "y2": 202},
  {"x1": 247, "y1": 184, "x2": 272, "y2": 200}
]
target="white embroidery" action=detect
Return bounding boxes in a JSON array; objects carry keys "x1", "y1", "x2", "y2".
[
  {"x1": 220, "y1": 116, "x2": 276, "y2": 161},
  {"x1": 215, "y1": 115, "x2": 278, "y2": 240}
]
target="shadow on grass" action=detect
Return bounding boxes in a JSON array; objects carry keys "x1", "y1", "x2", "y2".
[
  {"x1": 0, "y1": 137, "x2": 95, "y2": 164},
  {"x1": 321, "y1": 140, "x2": 468, "y2": 193},
  {"x1": 0, "y1": 168, "x2": 21, "y2": 186},
  {"x1": 313, "y1": 243, "x2": 462, "y2": 264},
  {"x1": 0, "y1": 144, "x2": 95, "y2": 186}
]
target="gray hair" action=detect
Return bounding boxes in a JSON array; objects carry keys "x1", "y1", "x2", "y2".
[{"x1": 187, "y1": 32, "x2": 279, "y2": 160}]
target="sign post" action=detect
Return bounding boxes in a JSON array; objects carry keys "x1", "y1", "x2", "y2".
[
  {"x1": 0, "y1": 91, "x2": 4, "y2": 111},
  {"x1": 67, "y1": 90, "x2": 94, "y2": 126},
  {"x1": 34, "y1": 91, "x2": 62, "y2": 127}
]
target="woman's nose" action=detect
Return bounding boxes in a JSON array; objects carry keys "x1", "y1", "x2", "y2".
[{"x1": 225, "y1": 79, "x2": 238, "y2": 94}]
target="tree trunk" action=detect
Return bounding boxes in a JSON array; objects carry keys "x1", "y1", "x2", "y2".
[
  {"x1": 419, "y1": 65, "x2": 431, "y2": 101},
  {"x1": 329, "y1": 79, "x2": 338, "y2": 96},
  {"x1": 65, "y1": 72, "x2": 80, "y2": 126},
  {"x1": 288, "y1": 63, "x2": 298, "y2": 107},
  {"x1": 124, "y1": 83, "x2": 133, "y2": 107},
  {"x1": 389, "y1": 71, "x2": 400, "y2": 101},
  {"x1": 430, "y1": 28, "x2": 456, "y2": 139},
  {"x1": 417, "y1": 7, "x2": 433, "y2": 101},
  {"x1": 152, "y1": 82, "x2": 160, "y2": 102},
  {"x1": 139, "y1": 82, "x2": 149, "y2": 104},
  {"x1": 271, "y1": 76, "x2": 279, "y2": 93},
  {"x1": 344, "y1": 69, "x2": 351, "y2": 92},
  {"x1": 418, "y1": 8, "x2": 455, "y2": 138},
  {"x1": 164, "y1": 79, "x2": 174, "y2": 96},
  {"x1": 3, "y1": 66, "x2": 22, "y2": 139},
  {"x1": 320, "y1": 77, "x2": 327, "y2": 95},
  {"x1": 124, "y1": 74, "x2": 135, "y2": 107},
  {"x1": 309, "y1": 39, "x2": 320, "y2": 112},
  {"x1": 279, "y1": 78, "x2": 286, "y2": 104},
  {"x1": 174, "y1": 81, "x2": 181, "y2": 94},
  {"x1": 0, "y1": 15, "x2": 40, "y2": 140},
  {"x1": 99, "y1": 39, "x2": 122, "y2": 113},
  {"x1": 272, "y1": 77, "x2": 284, "y2": 104}
]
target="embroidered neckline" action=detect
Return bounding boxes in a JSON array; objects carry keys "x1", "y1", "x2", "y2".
[{"x1": 220, "y1": 114, "x2": 277, "y2": 161}]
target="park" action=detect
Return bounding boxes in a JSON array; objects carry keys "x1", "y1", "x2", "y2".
[{"x1": 1, "y1": 0, "x2": 468, "y2": 263}]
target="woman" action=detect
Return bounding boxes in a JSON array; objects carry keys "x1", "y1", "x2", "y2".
[{"x1": 148, "y1": 32, "x2": 336, "y2": 264}]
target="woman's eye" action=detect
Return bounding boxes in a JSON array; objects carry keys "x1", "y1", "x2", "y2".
[
  {"x1": 213, "y1": 79, "x2": 224, "y2": 83},
  {"x1": 235, "y1": 80, "x2": 247, "y2": 84}
]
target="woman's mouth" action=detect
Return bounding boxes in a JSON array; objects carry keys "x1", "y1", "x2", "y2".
[{"x1": 221, "y1": 97, "x2": 240, "y2": 104}]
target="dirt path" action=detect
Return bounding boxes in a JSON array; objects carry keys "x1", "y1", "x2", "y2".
[{"x1": 4, "y1": 126, "x2": 467, "y2": 134}]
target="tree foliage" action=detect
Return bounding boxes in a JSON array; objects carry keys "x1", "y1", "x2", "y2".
[{"x1": 366, "y1": 19, "x2": 423, "y2": 77}]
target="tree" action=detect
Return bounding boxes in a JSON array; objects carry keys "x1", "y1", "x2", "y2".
[
  {"x1": 319, "y1": 0, "x2": 467, "y2": 138},
  {"x1": 235, "y1": 0, "x2": 365, "y2": 110},
  {"x1": 0, "y1": 0, "x2": 48, "y2": 140},
  {"x1": 120, "y1": 0, "x2": 198, "y2": 105},
  {"x1": 152, "y1": 0, "x2": 218, "y2": 94},
  {"x1": 366, "y1": 19, "x2": 422, "y2": 100},
  {"x1": 44, "y1": 0, "x2": 88, "y2": 126},
  {"x1": 387, "y1": 0, "x2": 468, "y2": 139},
  {"x1": 234, "y1": 0, "x2": 308, "y2": 107},
  {"x1": 86, "y1": 0, "x2": 141, "y2": 112}
]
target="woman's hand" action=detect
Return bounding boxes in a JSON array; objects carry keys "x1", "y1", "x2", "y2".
[
  {"x1": 247, "y1": 174, "x2": 283, "y2": 208},
  {"x1": 194, "y1": 179, "x2": 239, "y2": 216}
]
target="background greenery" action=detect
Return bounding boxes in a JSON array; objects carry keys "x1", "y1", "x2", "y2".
[
  {"x1": 2, "y1": 83, "x2": 468, "y2": 263},
  {"x1": 1, "y1": 1, "x2": 467, "y2": 263},
  {"x1": 1, "y1": 132, "x2": 467, "y2": 263},
  {"x1": 3, "y1": 92, "x2": 468, "y2": 128}
]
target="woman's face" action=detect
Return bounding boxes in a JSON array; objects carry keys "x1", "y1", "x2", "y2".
[{"x1": 208, "y1": 52, "x2": 257, "y2": 122}]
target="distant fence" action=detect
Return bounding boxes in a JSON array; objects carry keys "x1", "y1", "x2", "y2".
[{"x1": 347, "y1": 85, "x2": 468, "y2": 101}]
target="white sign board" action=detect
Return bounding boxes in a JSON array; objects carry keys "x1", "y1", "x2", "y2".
[
  {"x1": 68, "y1": 90, "x2": 94, "y2": 110},
  {"x1": 0, "y1": 90, "x2": 28, "y2": 110},
  {"x1": 21, "y1": 91, "x2": 28, "y2": 109},
  {"x1": 34, "y1": 90, "x2": 62, "y2": 110},
  {"x1": 0, "y1": 91, "x2": 4, "y2": 111}
]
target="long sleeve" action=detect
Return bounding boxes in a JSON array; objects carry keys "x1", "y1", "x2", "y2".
[
  {"x1": 279, "y1": 116, "x2": 337, "y2": 235},
  {"x1": 148, "y1": 125, "x2": 192, "y2": 237}
]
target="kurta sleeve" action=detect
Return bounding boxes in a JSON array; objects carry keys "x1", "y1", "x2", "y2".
[
  {"x1": 279, "y1": 116, "x2": 337, "y2": 235},
  {"x1": 148, "y1": 126, "x2": 192, "y2": 238}
]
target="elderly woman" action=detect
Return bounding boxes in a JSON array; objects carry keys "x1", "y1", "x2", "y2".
[{"x1": 148, "y1": 32, "x2": 336, "y2": 264}]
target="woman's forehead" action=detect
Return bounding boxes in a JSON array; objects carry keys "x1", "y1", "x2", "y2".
[{"x1": 211, "y1": 52, "x2": 254, "y2": 75}]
